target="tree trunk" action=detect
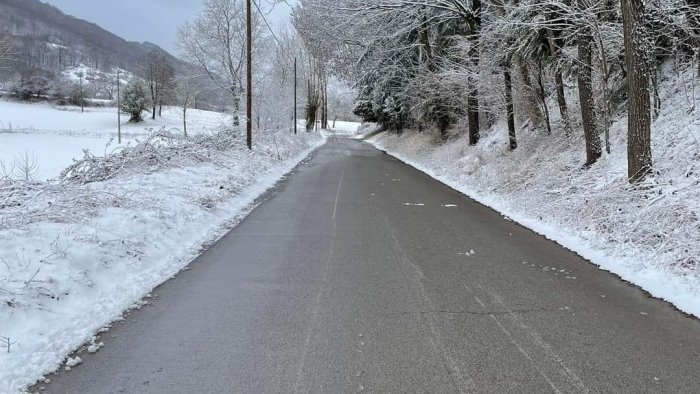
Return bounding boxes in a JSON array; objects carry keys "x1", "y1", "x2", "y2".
[
  {"x1": 546, "y1": 20, "x2": 571, "y2": 133},
  {"x1": 622, "y1": 0, "x2": 653, "y2": 182},
  {"x1": 151, "y1": 81, "x2": 157, "y2": 120},
  {"x1": 517, "y1": 60, "x2": 544, "y2": 129},
  {"x1": 306, "y1": 105, "x2": 317, "y2": 132},
  {"x1": 232, "y1": 87, "x2": 240, "y2": 127},
  {"x1": 325, "y1": 84, "x2": 329, "y2": 128},
  {"x1": 467, "y1": 0, "x2": 481, "y2": 145},
  {"x1": 504, "y1": 69, "x2": 517, "y2": 150},
  {"x1": 183, "y1": 108, "x2": 187, "y2": 138},
  {"x1": 554, "y1": 71, "x2": 570, "y2": 133},
  {"x1": 686, "y1": 0, "x2": 700, "y2": 78},
  {"x1": 577, "y1": 9, "x2": 602, "y2": 166},
  {"x1": 79, "y1": 80, "x2": 84, "y2": 113},
  {"x1": 536, "y1": 59, "x2": 552, "y2": 134},
  {"x1": 321, "y1": 83, "x2": 327, "y2": 129},
  {"x1": 651, "y1": 65, "x2": 661, "y2": 118},
  {"x1": 467, "y1": 89, "x2": 480, "y2": 145}
]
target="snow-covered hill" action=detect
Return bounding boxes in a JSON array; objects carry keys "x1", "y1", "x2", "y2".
[{"x1": 0, "y1": 0, "x2": 185, "y2": 76}]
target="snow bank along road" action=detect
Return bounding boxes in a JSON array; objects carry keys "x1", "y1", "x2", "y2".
[{"x1": 36, "y1": 137, "x2": 700, "y2": 393}]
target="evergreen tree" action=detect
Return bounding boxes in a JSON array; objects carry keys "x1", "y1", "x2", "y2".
[{"x1": 120, "y1": 81, "x2": 147, "y2": 123}]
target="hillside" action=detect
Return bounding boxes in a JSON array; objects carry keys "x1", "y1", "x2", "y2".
[{"x1": 0, "y1": 0, "x2": 185, "y2": 76}]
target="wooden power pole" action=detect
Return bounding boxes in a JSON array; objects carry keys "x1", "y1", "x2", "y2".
[
  {"x1": 246, "y1": 0, "x2": 253, "y2": 150},
  {"x1": 116, "y1": 69, "x2": 121, "y2": 144},
  {"x1": 294, "y1": 57, "x2": 297, "y2": 135}
]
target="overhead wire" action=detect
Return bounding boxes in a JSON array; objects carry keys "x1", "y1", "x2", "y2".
[{"x1": 252, "y1": 0, "x2": 296, "y2": 63}]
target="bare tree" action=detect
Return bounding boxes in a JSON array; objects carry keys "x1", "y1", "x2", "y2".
[
  {"x1": 178, "y1": 0, "x2": 268, "y2": 129},
  {"x1": 622, "y1": 0, "x2": 652, "y2": 182},
  {"x1": 157, "y1": 61, "x2": 175, "y2": 117},
  {"x1": 465, "y1": 0, "x2": 482, "y2": 145},
  {"x1": 93, "y1": 71, "x2": 117, "y2": 100},
  {"x1": 76, "y1": 71, "x2": 85, "y2": 113},
  {"x1": 305, "y1": 57, "x2": 324, "y2": 131},
  {"x1": 577, "y1": 0, "x2": 602, "y2": 166},
  {"x1": 175, "y1": 73, "x2": 206, "y2": 138},
  {"x1": 14, "y1": 150, "x2": 39, "y2": 181},
  {"x1": 140, "y1": 51, "x2": 174, "y2": 120},
  {"x1": 0, "y1": 33, "x2": 14, "y2": 73}
]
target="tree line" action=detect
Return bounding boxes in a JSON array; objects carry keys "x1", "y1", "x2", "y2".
[
  {"x1": 293, "y1": 0, "x2": 700, "y2": 183},
  {"x1": 0, "y1": 0, "x2": 366, "y2": 140}
]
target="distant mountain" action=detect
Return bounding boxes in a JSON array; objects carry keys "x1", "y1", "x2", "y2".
[{"x1": 0, "y1": 0, "x2": 186, "y2": 76}]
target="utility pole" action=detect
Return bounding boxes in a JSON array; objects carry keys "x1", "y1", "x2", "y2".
[
  {"x1": 246, "y1": 0, "x2": 253, "y2": 150},
  {"x1": 79, "y1": 74, "x2": 84, "y2": 113},
  {"x1": 294, "y1": 57, "x2": 297, "y2": 135},
  {"x1": 116, "y1": 69, "x2": 121, "y2": 144}
]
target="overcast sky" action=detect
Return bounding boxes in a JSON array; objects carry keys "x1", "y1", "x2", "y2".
[{"x1": 42, "y1": 0, "x2": 295, "y2": 55}]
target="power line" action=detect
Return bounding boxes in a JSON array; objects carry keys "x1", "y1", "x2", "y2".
[
  {"x1": 252, "y1": 0, "x2": 299, "y2": 136},
  {"x1": 252, "y1": 0, "x2": 295, "y2": 63}
]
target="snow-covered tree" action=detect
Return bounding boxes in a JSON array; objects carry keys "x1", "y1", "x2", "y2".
[
  {"x1": 175, "y1": 71, "x2": 208, "y2": 137},
  {"x1": 177, "y1": 0, "x2": 269, "y2": 130},
  {"x1": 622, "y1": 0, "x2": 652, "y2": 182},
  {"x1": 140, "y1": 50, "x2": 175, "y2": 120},
  {"x1": 293, "y1": 0, "x2": 697, "y2": 182},
  {"x1": 0, "y1": 33, "x2": 13, "y2": 73},
  {"x1": 120, "y1": 81, "x2": 148, "y2": 123}
]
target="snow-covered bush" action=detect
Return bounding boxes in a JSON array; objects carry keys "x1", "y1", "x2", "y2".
[
  {"x1": 60, "y1": 129, "x2": 228, "y2": 183},
  {"x1": 119, "y1": 81, "x2": 148, "y2": 122}
]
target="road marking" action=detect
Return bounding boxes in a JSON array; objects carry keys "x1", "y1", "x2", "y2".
[{"x1": 332, "y1": 166, "x2": 345, "y2": 223}]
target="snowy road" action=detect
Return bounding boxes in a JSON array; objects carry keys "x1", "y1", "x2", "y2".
[{"x1": 37, "y1": 137, "x2": 700, "y2": 393}]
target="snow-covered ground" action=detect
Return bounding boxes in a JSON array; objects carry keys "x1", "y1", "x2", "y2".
[
  {"x1": 365, "y1": 65, "x2": 700, "y2": 319},
  {"x1": 0, "y1": 111, "x2": 325, "y2": 391},
  {"x1": 329, "y1": 120, "x2": 362, "y2": 135},
  {"x1": 0, "y1": 100, "x2": 229, "y2": 180}
]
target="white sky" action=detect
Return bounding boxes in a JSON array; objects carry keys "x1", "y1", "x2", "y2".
[{"x1": 42, "y1": 0, "x2": 296, "y2": 55}]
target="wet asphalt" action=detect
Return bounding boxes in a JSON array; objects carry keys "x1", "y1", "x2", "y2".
[{"x1": 37, "y1": 137, "x2": 700, "y2": 393}]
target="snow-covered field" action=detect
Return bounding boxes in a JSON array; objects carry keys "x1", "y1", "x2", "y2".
[
  {"x1": 0, "y1": 100, "x2": 229, "y2": 180},
  {"x1": 365, "y1": 66, "x2": 700, "y2": 319},
  {"x1": 0, "y1": 103, "x2": 326, "y2": 392}
]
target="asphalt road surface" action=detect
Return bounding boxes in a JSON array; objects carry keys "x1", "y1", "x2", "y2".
[{"x1": 37, "y1": 137, "x2": 700, "y2": 393}]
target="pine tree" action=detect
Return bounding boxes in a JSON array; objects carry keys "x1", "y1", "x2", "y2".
[{"x1": 120, "y1": 82, "x2": 147, "y2": 123}]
